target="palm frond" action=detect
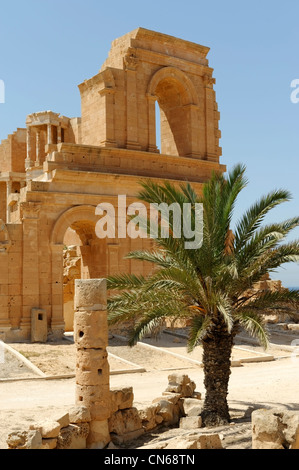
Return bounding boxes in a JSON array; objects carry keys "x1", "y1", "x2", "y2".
[
  {"x1": 234, "y1": 310, "x2": 270, "y2": 349},
  {"x1": 234, "y1": 189, "x2": 292, "y2": 252}
]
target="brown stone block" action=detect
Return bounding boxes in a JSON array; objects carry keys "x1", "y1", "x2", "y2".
[
  {"x1": 75, "y1": 279, "x2": 107, "y2": 309},
  {"x1": 74, "y1": 310, "x2": 108, "y2": 349},
  {"x1": 76, "y1": 362, "x2": 110, "y2": 386},
  {"x1": 76, "y1": 348, "x2": 108, "y2": 370},
  {"x1": 86, "y1": 420, "x2": 110, "y2": 449}
]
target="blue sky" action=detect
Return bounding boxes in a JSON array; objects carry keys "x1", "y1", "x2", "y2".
[{"x1": 0, "y1": 0, "x2": 299, "y2": 286}]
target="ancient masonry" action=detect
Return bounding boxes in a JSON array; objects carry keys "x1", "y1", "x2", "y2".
[
  {"x1": 6, "y1": 277, "x2": 299, "y2": 449},
  {"x1": 0, "y1": 27, "x2": 225, "y2": 342}
]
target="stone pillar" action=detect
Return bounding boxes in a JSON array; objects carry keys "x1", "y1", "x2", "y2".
[
  {"x1": 50, "y1": 244, "x2": 65, "y2": 338},
  {"x1": 203, "y1": 75, "x2": 216, "y2": 161},
  {"x1": 147, "y1": 94, "x2": 159, "y2": 153},
  {"x1": 6, "y1": 181, "x2": 11, "y2": 223},
  {"x1": 20, "y1": 202, "x2": 41, "y2": 338},
  {"x1": 99, "y1": 88, "x2": 116, "y2": 148},
  {"x1": 35, "y1": 129, "x2": 41, "y2": 166},
  {"x1": 47, "y1": 124, "x2": 52, "y2": 145},
  {"x1": 124, "y1": 53, "x2": 141, "y2": 150},
  {"x1": 74, "y1": 279, "x2": 111, "y2": 449},
  {"x1": 25, "y1": 127, "x2": 33, "y2": 169},
  {"x1": 57, "y1": 125, "x2": 62, "y2": 144}
]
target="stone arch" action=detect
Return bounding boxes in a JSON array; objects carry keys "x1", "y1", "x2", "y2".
[
  {"x1": 51, "y1": 205, "x2": 99, "y2": 245},
  {"x1": 50, "y1": 204, "x2": 107, "y2": 333},
  {"x1": 147, "y1": 66, "x2": 199, "y2": 106},
  {"x1": 147, "y1": 67, "x2": 200, "y2": 157}
]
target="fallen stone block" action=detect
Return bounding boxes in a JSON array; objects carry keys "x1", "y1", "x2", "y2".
[
  {"x1": 110, "y1": 387, "x2": 134, "y2": 413},
  {"x1": 110, "y1": 428, "x2": 145, "y2": 445},
  {"x1": 30, "y1": 420, "x2": 61, "y2": 439},
  {"x1": 252, "y1": 408, "x2": 299, "y2": 449},
  {"x1": 87, "y1": 420, "x2": 110, "y2": 449},
  {"x1": 7, "y1": 430, "x2": 42, "y2": 449},
  {"x1": 57, "y1": 423, "x2": 89, "y2": 450},
  {"x1": 179, "y1": 416, "x2": 202, "y2": 429},
  {"x1": 165, "y1": 374, "x2": 196, "y2": 398},
  {"x1": 68, "y1": 405, "x2": 91, "y2": 424},
  {"x1": 197, "y1": 433, "x2": 223, "y2": 449},
  {"x1": 138, "y1": 404, "x2": 163, "y2": 432},
  {"x1": 41, "y1": 438, "x2": 57, "y2": 450},
  {"x1": 181, "y1": 397, "x2": 203, "y2": 417},
  {"x1": 54, "y1": 413, "x2": 70, "y2": 429}
]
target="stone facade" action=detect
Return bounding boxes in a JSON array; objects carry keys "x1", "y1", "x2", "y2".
[{"x1": 0, "y1": 28, "x2": 225, "y2": 341}]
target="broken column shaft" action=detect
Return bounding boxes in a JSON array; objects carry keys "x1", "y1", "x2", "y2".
[{"x1": 74, "y1": 279, "x2": 111, "y2": 449}]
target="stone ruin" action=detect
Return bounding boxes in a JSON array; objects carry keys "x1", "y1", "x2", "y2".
[
  {"x1": 0, "y1": 27, "x2": 225, "y2": 343},
  {"x1": 6, "y1": 278, "x2": 299, "y2": 450},
  {"x1": 6, "y1": 278, "x2": 222, "y2": 450}
]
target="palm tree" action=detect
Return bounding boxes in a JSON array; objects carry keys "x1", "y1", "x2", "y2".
[{"x1": 107, "y1": 164, "x2": 299, "y2": 427}]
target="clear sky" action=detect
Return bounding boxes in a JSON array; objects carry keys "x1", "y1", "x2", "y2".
[{"x1": 0, "y1": 0, "x2": 299, "y2": 286}]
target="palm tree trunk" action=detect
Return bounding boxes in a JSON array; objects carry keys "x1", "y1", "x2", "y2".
[{"x1": 201, "y1": 321, "x2": 233, "y2": 427}]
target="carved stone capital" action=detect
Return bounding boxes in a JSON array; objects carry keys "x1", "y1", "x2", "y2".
[
  {"x1": 203, "y1": 74, "x2": 216, "y2": 87},
  {"x1": 124, "y1": 53, "x2": 138, "y2": 71},
  {"x1": 21, "y1": 202, "x2": 41, "y2": 220}
]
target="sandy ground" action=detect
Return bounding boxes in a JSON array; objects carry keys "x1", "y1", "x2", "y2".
[{"x1": 0, "y1": 328, "x2": 299, "y2": 449}]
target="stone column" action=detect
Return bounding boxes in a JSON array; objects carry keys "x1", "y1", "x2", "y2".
[
  {"x1": 25, "y1": 127, "x2": 33, "y2": 169},
  {"x1": 35, "y1": 129, "x2": 41, "y2": 166},
  {"x1": 99, "y1": 88, "x2": 116, "y2": 148},
  {"x1": 0, "y1": 221, "x2": 11, "y2": 333},
  {"x1": 20, "y1": 202, "x2": 41, "y2": 339},
  {"x1": 203, "y1": 75, "x2": 216, "y2": 161},
  {"x1": 124, "y1": 53, "x2": 141, "y2": 150},
  {"x1": 147, "y1": 94, "x2": 159, "y2": 153},
  {"x1": 57, "y1": 125, "x2": 62, "y2": 144},
  {"x1": 74, "y1": 279, "x2": 111, "y2": 449},
  {"x1": 6, "y1": 181, "x2": 11, "y2": 223},
  {"x1": 50, "y1": 244, "x2": 65, "y2": 338},
  {"x1": 47, "y1": 124, "x2": 52, "y2": 145}
]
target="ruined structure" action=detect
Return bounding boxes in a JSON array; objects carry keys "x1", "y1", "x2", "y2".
[{"x1": 0, "y1": 28, "x2": 225, "y2": 341}]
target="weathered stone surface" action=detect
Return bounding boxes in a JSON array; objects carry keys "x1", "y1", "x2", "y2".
[
  {"x1": 57, "y1": 423, "x2": 89, "y2": 450},
  {"x1": 110, "y1": 387, "x2": 134, "y2": 413},
  {"x1": 165, "y1": 374, "x2": 196, "y2": 398},
  {"x1": 111, "y1": 428, "x2": 145, "y2": 445},
  {"x1": 87, "y1": 420, "x2": 110, "y2": 449},
  {"x1": 181, "y1": 398, "x2": 203, "y2": 417},
  {"x1": 54, "y1": 413, "x2": 70, "y2": 429},
  {"x1": 109, "y1": 407, "x2": 143, "y2": 435},
  {"x1": 252, "y1": 408, "x2": 299, "y2": 449},
  {"x1": 7, "y1": 430, "x2": 42, "y2": 449},
  {"x1": 197, "y1": 433, "x2": 223, "y2": 449},
  {"x1": 75, "y1": 385, "x2": 111, "y2": 420},
  {"x1": 156, "y1": 393, "x2": 181, "y2": 405},
  {"x1": 41, "y1": 438, "x2": 57, "y2": 450},
  {"x1": 30, "y1": 420, "x2": 61, "y2": 439},
  {"x1": 179, "y1": 416, "x2": 202, "y2": 429},
  {"x1": 76, "y1": 362, "x2": 110, "y2": 386},
  {"x1": 138, "y1": 404, "x2": 163, "y2": 431},
  {"x1": 74, "y1": 279, "x2": 107, "y2": 310},
  {"x1": 68, "y1": 405, "x2": 91, "y2": 424}
]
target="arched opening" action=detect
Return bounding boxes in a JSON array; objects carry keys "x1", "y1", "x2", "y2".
[
  {"x1": 147, "y1": 67, "x2": 199, "y2": 158},
  {"x1": 62, "y1": 220, "x2": 108, "y2": 332},
  {"x1": 155, "y1": 76, "x2": 192, "y2": 157},
  {"x1": 51, "y1": 206, "x2": 108, "y2": 333}
]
